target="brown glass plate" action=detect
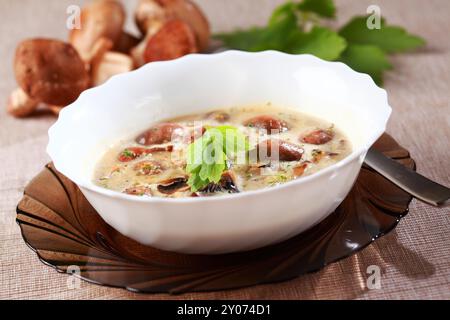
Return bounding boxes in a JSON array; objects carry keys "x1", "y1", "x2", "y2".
[{"x1": 16, "y1": 134, "x2": 414, "y2": 294}]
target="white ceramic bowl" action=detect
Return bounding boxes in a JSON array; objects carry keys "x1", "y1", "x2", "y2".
[{"x1": 47, "y1": 51, "x2": 391, "y2": 254}]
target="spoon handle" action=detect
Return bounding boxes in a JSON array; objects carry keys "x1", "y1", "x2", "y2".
[{"x1": 364, "y1": 148, "x2": 450, "y2": 207}]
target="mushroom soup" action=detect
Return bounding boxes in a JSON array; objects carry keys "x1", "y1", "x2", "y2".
[{"x1": 94, "y1": 105, "x2": 352, "y2": 197}]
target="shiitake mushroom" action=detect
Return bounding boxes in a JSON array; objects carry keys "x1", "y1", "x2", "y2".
[
  {"x1": 69, "y1": 0, "x2": 126, "y2": 61},
  {"x1": 301, "y1": 129, "x2": 334, "y2": 145},
  {"x1": 136, "y1": 123, "x2": 185, "y2": 146},
  {"x1": 14, "y1": 38, "x2": 90, "y2": 106},
  {"x1": 251, "y1": 139, "x2": 304, "y2": 162},
  {"x1": 135, "y1": 0, "x2": 210, "y2": 51},
  {"x1": 199, "y1": 171, "x2": 240, "y2": 194},
  {"x1": 243, "y1": 115, "x2": 289, "y2": 133},
  {"x1": 157, "y1": 177, "x2": 189, "y2": 194},
  {"x1": 143, "y1": 19, "x2": 198, "y2": 63}
]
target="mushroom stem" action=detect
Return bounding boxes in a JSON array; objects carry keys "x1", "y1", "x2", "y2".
[
  {"x1": 91, "y1": 51, "x2": 134, "y2": 86},
  {"x1": 47, "y1": 105, "x2": 64, "y2": 116},
  {"x1": 7, "y1": 88, "x2": 39, "y2": 118},
  {"x1": 84, "y1": 37, "x2": 114, "y2": 67}
]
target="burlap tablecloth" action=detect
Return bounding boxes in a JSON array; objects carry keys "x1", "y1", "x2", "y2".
[{"x1": 0, "y1": 0, "x2": 449, "y2": 300}]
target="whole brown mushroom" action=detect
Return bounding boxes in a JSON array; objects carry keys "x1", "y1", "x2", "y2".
[
  {"x1": 14, "y1": 38, "x2": 90, "y2": 106},
  {"x1": 135, "y1": 0, "x2": 210, "y2": 51},
  {"x1": 251, "y1": 139, "x2": 304, "y2": 162},
  {"x1": 143, "y1": 19, "x2": 198, "y2": 63},
  {"x1": 243, "y1": 115, "x2": 289, "y2": 133},
  {"x1": 69, "y1": 0, "x2": 126, "y2": 61}
]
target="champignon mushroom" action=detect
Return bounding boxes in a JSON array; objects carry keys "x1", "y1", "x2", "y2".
[
  {"x1": 14, "y1": 38, "x2": 90, "y2": 106},
  {"x1": 6, "y1": 88, "x2": 39, "y2": 118},
  {"x1": 69, "y1": 0, "x2": 125, "y2": 61},
  {"x1": 118, "y1": 145, "x2": 174, "y2": 162},
  {"x1": 219, "y1": 171, "x2": 240, "y2": 193},
  {"x1": 135, "y1": 0, "x2": 210, "y2": 51},
  {"x1": 157, "y1": 177, "x2": 189, "y2": 194},
  {"x1": 199, "y1": 171, "x2": 240, "y2": 194},
  {"x1": 301, "y1": 129, "x2": 334, "y2": 145},
  {"x1": 143, "y1": 19, "x2": 198, "y2": 63},
  {"x1": 243, "y1": 115, "x2": 289, "y2": 133},
  {"x1": 251, "y1": 139, "x2": 304, "y2": 162},
  {"x1": 136, "y1": 123, "x2": 185, "y2": 145}
]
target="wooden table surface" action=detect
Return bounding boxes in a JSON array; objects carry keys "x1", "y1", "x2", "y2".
[{"x1": 0, "y1": 0, "x2": 449, "y2": 300}]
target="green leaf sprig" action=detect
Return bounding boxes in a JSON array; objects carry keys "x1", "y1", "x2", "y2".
[
  {"x1": 215, "y1": 0, "x2": 425, "y2": 84},
  {"x1": 186, "y1": 125, "x2": 248, "y2": 192}
]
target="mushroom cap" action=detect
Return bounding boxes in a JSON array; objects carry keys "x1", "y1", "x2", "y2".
[
  {"x1": 143, "y1": 19, "x2": 198, "y2": 63},
  {"x1": 135, "y1": 0, "x2": 210, "y2": 51},
  {"x1": 166, "y1": 0, "x2": 210, "y2": 51},
  {"x1": 14, "y1": 38, "x2": 90, "y2": 106},
  {"x1": 69, "y1": 0, "x2": 125, "y2": 60},
  {"x1": 113, "y1": 32, "x2": 141, "y2": 55},
  {"x1": 243, "y1": 115, "x2": 290, "y2": 133}
]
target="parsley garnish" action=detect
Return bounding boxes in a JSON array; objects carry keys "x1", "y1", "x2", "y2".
[
  {"x1": 122, "y1": 149, "x2": 135, "y2": 158},
  {"x1": 267, "y1": 172, "x2": 289, "y2": 186},
  {"x1": 215, "y1": 0, "x2": 425, "y2": 84},
  {"x1": 186, "y1": 126, "x2": 248, "y2": 192}
]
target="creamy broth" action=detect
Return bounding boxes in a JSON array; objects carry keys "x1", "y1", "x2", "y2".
[{"x1": 94, "y1": 105, "x2": 352, "y2": 197}]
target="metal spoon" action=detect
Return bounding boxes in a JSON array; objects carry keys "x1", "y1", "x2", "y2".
[{"x1": 364, "y1": 148, "x2": 450, "y2": 207}]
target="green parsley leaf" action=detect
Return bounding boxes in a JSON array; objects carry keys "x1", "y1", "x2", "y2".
[
  {"x1": 214, "y1": 1, "x2": 425, "y2": 85},
  {"x1": 215, "y1": 27, "x2": 266, "y2": 51},
  {"x1": 287, "y1": 26, "x2": 346, "y2": 60},
  {"x1": 215, "y1": 2, "x2": 298, "y2": 52},
  {"x1": 186, "y1": 126, "x2": 248, "y2": 192},
  {"x1": 214, "y1": 125, "x2": 249, "y2": 159},
  {"x1": 253, "y1": 3, "x2": 299, "y2": 51},
  {"x1": 339, "y1": 44, "x2": 392, "y2": 85},
  {"x1": 339, "y1": 16, "x2": 425, "y2": 53},
  {"x1": 267, "y1": 172, "x2": 290, "y2": 186},
  {"x1": 122, "y1": 149, "x2": 134, "y2": 157},
  {"x1": 269, "y1": 1, "x2": 298, "y2": 26},
  {"x1": 297, "y1": 0, "x2": 336, "y2": 18}
]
